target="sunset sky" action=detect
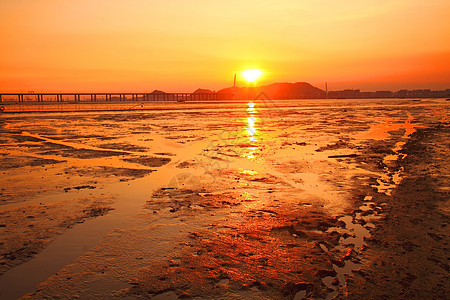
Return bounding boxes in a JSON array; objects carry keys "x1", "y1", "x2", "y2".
[{"x1": 1, "y1": 0, "x2": 449, "y2": 92}]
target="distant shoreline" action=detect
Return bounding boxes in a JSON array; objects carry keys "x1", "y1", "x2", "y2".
[
  {"x1": 1, "y1": 97, "x2": 449, "y2": 104},
  {"x1": 1, "y1": 98, "x2": 449, "y2": 114},
  {"x1": 1, "y1": 82, "x2": 449, "y2": 103}
]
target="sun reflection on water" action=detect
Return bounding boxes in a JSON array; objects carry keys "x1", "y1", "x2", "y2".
[
  {"x1": 234, "y1": 101, "x2": 265, "y2": 161},
  {"x1": 247, "y1": 117, "x2": 256, "y2": 141},
  {"x1": 238, "y1": 168, "x2": 258, "y2": 176},
  {"x1": 241, "y1": 147, "x2": 258, "y2": 159},
  {"x1": 246, "y1": 102, "x2": 257, "y2": 142}
]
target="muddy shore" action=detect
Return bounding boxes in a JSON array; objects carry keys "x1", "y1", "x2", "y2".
[
  {"x1": 0, "y1": 99, "x2": 448, "y2": 299},
  {"x1": 0, "y1": 195, "x2": 115, "y2": 275},
  {"x1": 347, "y1": 126, "x2": 450, "y2": 299}
]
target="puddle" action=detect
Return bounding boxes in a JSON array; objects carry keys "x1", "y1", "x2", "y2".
[
  {"x1": 151, "y1": 290, "x2": 178, "y2": 300},
  {"x1": 294, "y1": 290, "x2": 307, "y2": 300},
  {"x1": 370, "y1": 112, "x2": 418, "y2": 196},
  {"x1": 320, "y1": 113, "x2": 416, "y2": 299},
  {"x1": 321, "y1": 196, "x2": 384, "y2": 299}
]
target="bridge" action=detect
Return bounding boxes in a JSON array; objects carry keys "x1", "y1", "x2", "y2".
[{"x1": 0, "y1": 92, "x2": 237, "y2": 103}]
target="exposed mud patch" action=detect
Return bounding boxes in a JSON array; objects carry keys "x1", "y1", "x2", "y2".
[
  {"x1": 122, "y1": 156, "x2": 171, "y2": 167},
  {"x1": 124, "y1": 203, "x2": 339, "y2": 299},
  {"x1": 0, "y1": 195, "x2": 115, "y2": 276},
  {"x1": 0, "y1": 156, "x2": 66, "y2": 170},
  {"x1": 316, "y1": 139, "x2": 355, "y2": 152},
  {"x1": 63, "y1": 166, "x2": 155, "y2": 181},
  {"x1": 346, "y1": 126, "x2": 450, "y2": 299},
  {"x1": 40, "y1": 148, "x2": 128, "y2": 159},
  {"x1": 176, "y1": 160, "x2": 198, "y2": 168},
  {"x1": 98, "y1": 142, "x2": 148, "y2": 152}
]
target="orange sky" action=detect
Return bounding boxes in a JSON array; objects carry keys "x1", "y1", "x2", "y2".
[{"x1": 1, "y1": 0, "x2": 449, "y2": 92}]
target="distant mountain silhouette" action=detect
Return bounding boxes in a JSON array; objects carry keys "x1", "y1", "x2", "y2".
[
  {"x1": 151, "y1": 90, "x2": 166, "y2": 94},
  {"x1": 193, "y1": 88, "x2": 214, "y2": 94},
  {"x1": 216, "y1": 82, "x2": 325, "y2": 99}
]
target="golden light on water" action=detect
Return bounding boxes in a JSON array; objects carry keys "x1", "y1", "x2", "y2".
[
  {"x1": 243, "y1": 146, "x2": 258, "y2": 159},
  {"x1": 238, "y1": 169, "x2": 258, "y2": 176},
  {"x1": 246, "y1": 101, "x2": 257, "y2": 142},
  {"x1": 247, "y1": 117, "x2": 256, "y2": 142},
  {"x1": 247, "y1": 102, "x2": 256, "y2": 114}
]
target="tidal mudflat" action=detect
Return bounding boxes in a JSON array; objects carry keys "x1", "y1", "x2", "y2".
[{"x1": 0, "y1": 99, "x2": 448, "y2": 299}]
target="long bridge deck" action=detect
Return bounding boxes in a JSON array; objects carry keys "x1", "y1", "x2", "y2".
[{"x1": 0, "y1": 92, "x2": 236, "y2": 103}]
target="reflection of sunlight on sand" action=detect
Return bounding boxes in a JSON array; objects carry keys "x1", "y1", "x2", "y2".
[
  {"x1": 235, "y1": 102, "x2": 421, "y2": 214},
  {"x1": 238, "y1": 168, "x2": 258, "y2": 176},
  {"x1": 232, "y1": 101, "x2": 260, "y2": 159},
  {"x1": 355, "y1": 111, "x2": 420, "y2": 195},
  {"x1": 247, "y1": 117, "x2": 256, "y2": 142},
  {"x1": 297, "y1": 172, "x2": 349, "y2": 215},
  {"x1": 246, "y1": 102, "x2": 257, "y2": 143},
  {"x1": 241, "y1": 146, "x2": 258, "y2": 160},
  {"x1": 403, "y1": 111, "x2": 416, "y2": 137},
  {"x1": 238, "y1": 190, "x2": 270, "y2": 211},
  {"x1": 240, "y1": 191, "x2": 253, "y2": 201},
  {"x1": 429, "y1": 107, "x2": 449, "y2": 124},
  {"x1": 356, "y1": 111, "x2": 417, "y2": 140},
  {"x1": 239, "y1": 107, "x2": 353, "y2": 215}
]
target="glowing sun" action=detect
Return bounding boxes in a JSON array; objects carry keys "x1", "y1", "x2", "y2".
[{"x1": 242, "y1": 69, "x2": 262, "y2": 82}]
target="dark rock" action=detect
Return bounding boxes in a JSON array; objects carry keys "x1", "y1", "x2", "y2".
[
  {"x1": 330, "y1": 259, "x2": 345, "y2": 268},
  {"x1": 281, "y1": 282, "x2": 313, "y2": 297},
  {"x1": 317, "y1": 269, "x2": 337, "y2": 278}
]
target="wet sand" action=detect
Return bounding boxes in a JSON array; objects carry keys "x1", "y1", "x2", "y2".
[
  {"x1": 346, "y1": 125, "x2": 450, "y2": 299},
  {"x1": 0, "y1": 99, "x2": 448, "y2": 299}
]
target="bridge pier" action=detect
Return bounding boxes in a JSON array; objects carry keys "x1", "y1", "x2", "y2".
[{"x1": 0, "y1": 92, "x2": 235, "y2": 103}]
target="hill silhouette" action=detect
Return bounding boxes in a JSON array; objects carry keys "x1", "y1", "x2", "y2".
[
  {"x1": 217, "y1": 82, "x2": 325, "y2": 99},
  {"x1": 193, "y1": 88, "x2": 214, "y2": 94}
]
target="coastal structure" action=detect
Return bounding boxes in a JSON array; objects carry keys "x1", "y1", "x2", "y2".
[
  {"x1": 0, "y1": 92, "x2": 234, "y2": 103},
  {"x1": 1, "y1": 84, "x2": 449, "y2": 103}
]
